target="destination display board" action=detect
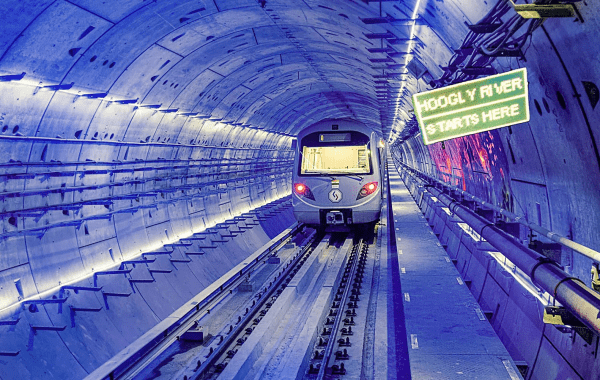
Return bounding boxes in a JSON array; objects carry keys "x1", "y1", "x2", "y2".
[{"x1": 412, "y1": 68, "x2": 529, "y2": 145}]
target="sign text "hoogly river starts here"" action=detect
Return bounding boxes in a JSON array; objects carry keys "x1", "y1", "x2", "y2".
[{"x1": 412, "y1": 68, "x2": 530, "y2": 145}]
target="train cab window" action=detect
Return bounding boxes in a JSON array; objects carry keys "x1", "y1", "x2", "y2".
[
  {"x1": 299, "y1": 130, "x2": 372, "y2": 175},
  {"x1": 301, "y1": 145, "x2": 370, "y2": 174}
]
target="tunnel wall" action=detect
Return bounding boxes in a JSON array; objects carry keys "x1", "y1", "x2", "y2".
[
  {"x1": 0, "y1": 77, "x2": 294, "y2": 380},
  {"x1": 0, "y1": 104, "x2": 293, "y2": 309},
  {"x1": 390, "y1": 11, "x2": 600, "y2": 380},
  {"x1": 0, "y1": 195, "x2": 296, "y2": 379}
]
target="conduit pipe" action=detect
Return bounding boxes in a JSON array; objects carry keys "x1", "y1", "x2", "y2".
[
  {"x1": 397, "y1": 161, "x2": 600, "y2": 263},
  {"x1": 424, "y1": 184, "x2": 600, "y2": 334}
]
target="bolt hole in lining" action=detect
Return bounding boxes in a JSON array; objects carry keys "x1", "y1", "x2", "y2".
[
  {"x1": 542, "y1": 98, "x2": 550, "y2": 113},
  {"x1": 12, "y1": 125, "x2": 19, "y2": 134},
  {"x1": 556, "y1": 91, "x2": 567, "y2": 109},
  {"x1": 534, "y1": 99, "x2": 542, "y2": 116},
  {"x1": 582, "y1": 81, "x2": 600, "y2": 109}
]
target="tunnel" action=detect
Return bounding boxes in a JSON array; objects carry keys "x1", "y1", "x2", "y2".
[{"x1": 0, "y1": 0, "x2": 599, "y2": 379}]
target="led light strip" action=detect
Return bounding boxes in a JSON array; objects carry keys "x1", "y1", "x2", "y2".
[{"x1": 392, "y1": 0, "x2": 423, "y2": 141}]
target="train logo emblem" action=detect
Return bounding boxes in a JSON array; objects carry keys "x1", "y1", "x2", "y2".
[{"x1": 328, "y1": 189, "x2": 342, "y2": 203}]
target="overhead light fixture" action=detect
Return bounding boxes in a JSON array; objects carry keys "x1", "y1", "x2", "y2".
[{"x1": 509, "y1": 0, "x2": 578, "y2": 18}]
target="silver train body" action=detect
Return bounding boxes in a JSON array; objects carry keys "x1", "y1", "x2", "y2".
[{"x1": 292, "y1": 119, "x2": 385, "y2": 228}]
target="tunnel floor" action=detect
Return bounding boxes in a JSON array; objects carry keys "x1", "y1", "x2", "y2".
[{"x1": 91, "y1": 158, "x2": 524, "y2": 379}]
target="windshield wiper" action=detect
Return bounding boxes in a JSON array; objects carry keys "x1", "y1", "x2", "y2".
[{"x1": 346, "y1": 175, "x2": 363, "y2": 181}]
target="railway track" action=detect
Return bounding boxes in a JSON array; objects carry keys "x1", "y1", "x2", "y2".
[
  {"x1": 183, "y1": 230, "x2": 329, "y2": 380},
  {"x1": 169, "y1": 227, "x2": 378, "y2": 380},
  {"x1": 90, "y1": 223, "x2": 310, "y2": 380},
  {"x1": 308, "y1": 238, "x2": 370, "y2": 379},
  {"x1": 107, "y1": 223, "x2": 379, "y2": 380}
]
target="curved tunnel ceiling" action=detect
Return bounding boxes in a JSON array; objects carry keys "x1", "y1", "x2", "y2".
[
  {"x1": 0, "y1": 0, "x2": 488, "y2": 138},
  {"x1": 4, "y1": 0, "x2": 600, "y2": 378}
]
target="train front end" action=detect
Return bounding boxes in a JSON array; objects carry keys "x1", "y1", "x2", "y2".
[{"x1": 292, "y1": 121, "x2": 383, "y2": 229}]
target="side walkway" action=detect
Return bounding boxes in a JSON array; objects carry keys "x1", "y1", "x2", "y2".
[{"x1": 388, "y1": 157, "x2": 522, "y2": 379}]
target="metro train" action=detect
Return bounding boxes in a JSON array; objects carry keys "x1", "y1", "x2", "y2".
[{"x1": 292, "y1": 119, "x2": 386, "y2": 229}]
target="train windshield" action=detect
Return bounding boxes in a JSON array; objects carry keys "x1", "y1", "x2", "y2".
[{"x1": 301, "y1": 145, "x2": 371, "y2": 174}]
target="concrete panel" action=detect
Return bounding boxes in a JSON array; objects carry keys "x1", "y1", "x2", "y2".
[
  {"x1": 142, "y1": 202, "x2": 170, "y2": 228},
  {"x1": 83, "y1": 102, "x2": 137, "y2": 142},
  {"x1": 113, "y1": 210, "x2": 151, "y2": 257},
  {"x1": 495, "y1": 291, "x2": 544, "y2": 368},
  {"x1": 455, "y1": 242, "x2": 473, "y2": 278},
  {"x1": 0, "y1": 235, "x2": 28, "y2": 272},
  {"x1": 478, "y1": 275, "x2": 509, "y2": 330},
  {"x1": 487, "y1": 259, "x2": 516, "y2": 295},
  {"x1": 73, "y1": 164, "x2": 112, "y2": 199},
  {"x1": 509, "y1": 179, "x2": 551, "y2": 232},
  {"x1": 77, "y1": 237, "x2": 122, "y2": 272},
  {"x1": 530, "y1": 337, "x2": 583, "y2": 380},
  {"x1": 122, "y1": 108, "x2": 166, "y2": 143},
  {"x1": 25, "y1": 226, "x2": 84, "y2": 292},
  {"x1": 156, "y1": 8, "x2": 265, "y2": 56},
  {"x1": 0, "y1": 83, "x2": 54, "y2": 137},
  {"x1": 171, "y1": 70, "x2": 224, "y2": 111},
  {"x1": 75, "y1": 214, "x2": 117, "y2": 248},
  {"x1": 0, "y1": 1, "x2": 112, "y2": 82},
  {"x1": 464, "y1": 248, "x2": 491, "y2": 301},
  {"x1": 445, "y1": 225, "x2": 463, "y2": 259},
  {"x1": 0, "y1": 264, "x2": 37, "y2": 310},
  {"x1": 26, "y1": 141, "x2": 82, "y2": 170},
  {"x1": 110, "y1": 44, "x2": 182, "y2": 100},
  {"x1": 151, "y1": 113, "x2": 188, "y2": 144},
  {"x1": 0, "y1": 0, "x2": 54, "y2": 58},
  {"x1": 543, "y1": 323, "x2": 598, "y2": 380},
  {"x1": 68, "y1": 0, "x2": 148, "y2": 23},
  {"x1": 166, "y1": 200, "x2": 194, "y2": 239},
  {"x1": 35, "y1": 93, "x2": 101, "y2": 138},
  {"x1": 129, "y1": 266, "x2": 187, "y2": 319},
  {"x1": 0, "y1": 306, "x2": 89, "y2": 380},
  {"x1": 438, "y1": 219, "x2": 457, "y2": 247}
]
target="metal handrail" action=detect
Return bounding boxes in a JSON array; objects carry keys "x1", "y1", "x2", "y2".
[
  {"x1": 394, "y1": 159, "x2": 600, "y2": 335},
  {"x1": 395, "y1": 159, "x2": 600, "y2": 263}
]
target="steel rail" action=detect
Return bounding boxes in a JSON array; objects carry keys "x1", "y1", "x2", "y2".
[
  {"x1": 85, "y1": 222, "x2": 302, "y2": 380},
  {"x1": 395, "y1": 160, "x2": 600, "y2": 263},
  {"x1": 189, "y1": 231, "x2": 324, "y2": 379},
  {"x1": 316, "y1": 239, "x2": 363, "y2": 380}
]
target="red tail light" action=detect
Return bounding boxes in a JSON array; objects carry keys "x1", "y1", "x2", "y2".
[
  {"x1": 294, "y1": 183, "x2": 315, "y2": 200},
  {"x1": 356, "y1": 181, "x2": 378, "y2": 200}
]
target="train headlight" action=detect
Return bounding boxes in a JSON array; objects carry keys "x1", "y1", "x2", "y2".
[
  {"x1": 294, "y1": 183, "x2": 315, "y2": 200},
  {"x1": 356, "y1": 181, "x2": 378, "y2": 200}
]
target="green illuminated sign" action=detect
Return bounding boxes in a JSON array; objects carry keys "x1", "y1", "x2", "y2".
[{"x1": 412, "y1": 68, "x2": 530, "y2": 145}]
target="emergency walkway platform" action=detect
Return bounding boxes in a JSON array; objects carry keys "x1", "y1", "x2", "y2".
[{"x1": 387, "y1": 158, "x2": 522, "y2": 379}]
